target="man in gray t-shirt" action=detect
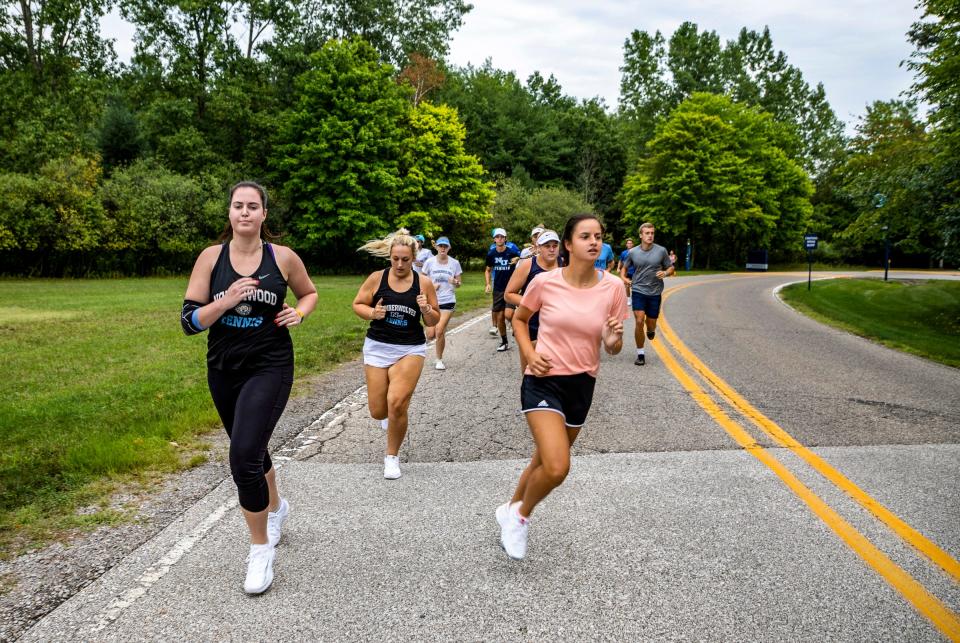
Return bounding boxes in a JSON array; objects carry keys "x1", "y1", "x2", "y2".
[{"x1": 619, "y1": 223, "x2": 674, "y2": 365}]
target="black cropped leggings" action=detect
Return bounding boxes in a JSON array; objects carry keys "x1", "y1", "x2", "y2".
[{"x1": 207, "y1": 364, "x2": 293, "y2": 512}]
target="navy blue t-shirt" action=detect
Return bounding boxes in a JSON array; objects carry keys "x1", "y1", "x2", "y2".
[{"x1": 486, "y1": 245, "x2": 521, "y2": 291}]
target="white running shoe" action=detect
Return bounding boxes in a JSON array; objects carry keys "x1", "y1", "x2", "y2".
[
  {"x1": 435, "y1": 360, "x2": 446, "y2": 370},
  {"x1": 267, "y1": 498, "x2": 289, "y2": 547},
  {"x1": 500, "y1": 505, "x2": 529, "y2": 560},
  {"x1": 495, "y1": 500, "x2": 520, "y2": 529},
  {"x1": 244, "y1": 543, "x2": 275, "y2": 594},
  {"x1": 380, "y1": 418, "x2": 389, "y2": 430},
  {"x1": 384, "y1": 455, "x2": 401, "y2": 479},
  {"x1": 488, "y1": 326, "x2": 498, "y2": 336}
]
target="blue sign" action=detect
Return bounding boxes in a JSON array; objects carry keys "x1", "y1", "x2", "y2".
[{"x1": 804, "y1": 234, "x2": 818, "y2": 250}]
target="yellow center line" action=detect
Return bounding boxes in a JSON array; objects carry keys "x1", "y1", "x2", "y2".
[
  {"x1": 658, "y1": 279, "x2": 960, "y2": 585},
  {"x1": 648, "y1": 317, "x2": 960, "y2": 641}
]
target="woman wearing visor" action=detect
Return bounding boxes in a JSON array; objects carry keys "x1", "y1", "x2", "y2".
[
  {"x1": 421, "y1": 236, "x2": 462, "y2": 370},
  {"x1": 504, "y1": 229, "x2": 561, "y2": 376}
]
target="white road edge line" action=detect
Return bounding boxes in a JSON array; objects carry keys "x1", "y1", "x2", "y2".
[{"x1": 81, "y1": 310, "x2": 489, "y2": 634}]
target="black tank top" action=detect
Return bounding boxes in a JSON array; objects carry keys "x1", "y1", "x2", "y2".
[
  {"x1": 523, "y1": 256, "x2": 549, "y2": 331},
  {"x1": 207, "y1": 243, "x2": 293, "y2": 370},
  {"x1": 365, "y1": 269, "x2": 426, "y2": 346}
]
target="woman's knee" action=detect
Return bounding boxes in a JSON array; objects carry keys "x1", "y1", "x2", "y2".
[
  {"x1": 541, "y1": 457, "x2": 570, "y2": 485},
  {"x1": 368, "y1": 398, "x2": 387, "y2": 420},
  {"x1": 386, "y1": 392, "x2": 411, "y2": 415}
]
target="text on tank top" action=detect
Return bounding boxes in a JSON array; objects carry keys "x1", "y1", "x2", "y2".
[
  {"x1": 365, "y1": 269, "x2": 426, "y2": 346},
  {"x1": 206, "y1": 242, "x2": 293, "y2": 370}
]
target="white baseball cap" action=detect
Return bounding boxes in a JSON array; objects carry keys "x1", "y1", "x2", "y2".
[
  {"x1": 492, "y1": 227, "x2": 507, "y2": 238},
  {"x1": 530, "y1": 226, "x2": 545, "y2": 238},
  {"x1": 537, "y1": 230, "x2": 560, "y2": 245}
]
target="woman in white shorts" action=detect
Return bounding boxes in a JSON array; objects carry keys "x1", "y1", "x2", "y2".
[
  {"x1": 353, "y1": 229, "x2": 439, "y2": 479},
  {"x1": 421, "y1": 236, "x2": 462, "y2": 371}
]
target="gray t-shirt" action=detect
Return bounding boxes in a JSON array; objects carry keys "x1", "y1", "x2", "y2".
[{"x1": 624, "y1": 243, "x2": 672, "y2": 295}]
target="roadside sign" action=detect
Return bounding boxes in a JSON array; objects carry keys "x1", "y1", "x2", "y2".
[{"x1": 804, "y1": 234, "x2": 818, "y2": 250}]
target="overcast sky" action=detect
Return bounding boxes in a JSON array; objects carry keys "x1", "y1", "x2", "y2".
[{"x1": 104, "y1": 1, "x2": 925, "y2": 132}]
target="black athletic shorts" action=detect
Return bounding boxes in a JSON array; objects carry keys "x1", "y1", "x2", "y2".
[
  {"x1": 438, "y1": 302, "x2": 455, "y2": 311},
  {"x1": 491, "y1": 290, "x2": 516, "y2": 312},
  {"x1": 631, "y1": 291, "x2": 662, "y2": 318},
  {"x1": 521, "y1": 373, "x2": 596, "y2": 428}
]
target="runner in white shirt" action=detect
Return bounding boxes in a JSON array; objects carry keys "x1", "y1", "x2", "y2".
[
  {"x1": 519, "y1": 225, "x2": 545, "y2": 259},
  {"x1": 421, "y1": 237, "x2": 462, "y2": 370},
  {"x1": 413, "y1": 234, "x2": 433, "y2": 273}
]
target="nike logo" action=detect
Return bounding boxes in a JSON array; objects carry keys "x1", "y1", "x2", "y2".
[
  {"x1": 537, "y1": 400, "x2": 549, "y2": 407},
  {"x1": 258, "y1": 274, "x2": 270, "y2": 280}
]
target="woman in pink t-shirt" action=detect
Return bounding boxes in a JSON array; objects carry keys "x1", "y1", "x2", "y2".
[{"x1": 496, "y1": 214, "x2": 628, "y2": 561}]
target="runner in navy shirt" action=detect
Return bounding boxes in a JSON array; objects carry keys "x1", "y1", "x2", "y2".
[{"x1": 485, "y1": 227, "x2": 522, "y2": 351}]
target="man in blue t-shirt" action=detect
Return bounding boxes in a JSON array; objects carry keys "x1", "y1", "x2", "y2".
[
  {"x1": 485, "y1": 227, "x2": 521, "y2": 351},
  {"x1": 595, "y1": 240, "x2": 614, "y2": 271},
  {"x1": 618, "y1": 238, "x2": 635, "y2": 277}
]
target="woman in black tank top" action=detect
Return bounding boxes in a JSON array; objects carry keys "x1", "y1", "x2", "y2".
[
  {"x1": 181, "y1": 182, "x2": 317, "y2": 595},
  {"x1": 503, "y1": 229, "x2": 561, "y2": 375},
  {"x1": 353, "y1": 229, "x2": 440, "y2": 480}
]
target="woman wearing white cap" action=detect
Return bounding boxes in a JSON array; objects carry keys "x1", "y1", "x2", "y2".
[
  {"x1": 421, "y1": 236, "x2": 462, "y2": 370},
  {"x1": 520, "y1": 224, "x2": 546, "y2": 259},
  {"x1": 504, "y1": 229, "x2": 560, "y2": 375}
]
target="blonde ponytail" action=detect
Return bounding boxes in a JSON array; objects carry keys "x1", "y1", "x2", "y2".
[{"x1": 358, "y1": 228, "x2": 418, "y2": 258}]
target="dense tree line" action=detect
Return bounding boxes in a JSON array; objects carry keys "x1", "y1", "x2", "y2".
[{"x1": 0, "y1": 1, "x2": 955, "y2": 274}]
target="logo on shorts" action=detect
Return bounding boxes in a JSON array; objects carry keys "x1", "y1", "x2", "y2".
[
  {"x1": 235, "y1": 303, "x2": 253, "y2": 316},
  {"x1": 537, "y1": 400, "x2": 549, "y2": 407}
]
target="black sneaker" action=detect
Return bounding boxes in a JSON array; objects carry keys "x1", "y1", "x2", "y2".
[
  {"x1": 646, "y1": 330, "x2": 656, "y2": 340},
  {"x1": 634, "y1": 354, "x2": 645, "y2": 366},
  {"x1": 497, "y1": 343, "x2": 509, "y2": 352}
]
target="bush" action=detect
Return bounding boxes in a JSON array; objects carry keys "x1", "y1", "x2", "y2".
[
  {"x1": 100, "y1": 160, "x2": 227, "y2": 273},
  {"x1": 0, "y1": 156, "x2": 105, "y2": 275}
]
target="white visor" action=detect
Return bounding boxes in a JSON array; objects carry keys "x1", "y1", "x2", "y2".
[{"x1": 537, "y1": 230, "x2": 560, "y2": 244}]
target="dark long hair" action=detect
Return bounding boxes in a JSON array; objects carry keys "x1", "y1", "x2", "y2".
[
  {"x1": 218, "y1": 181, "x2": 279, "y2": 242},
  {"x1": 560, "y1": 213, "x2": 604, "y2": 266}
]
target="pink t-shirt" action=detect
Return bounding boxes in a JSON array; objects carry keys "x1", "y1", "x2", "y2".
[{"x1": 520, "y1": 268, "x2": 629, "y2": 377}]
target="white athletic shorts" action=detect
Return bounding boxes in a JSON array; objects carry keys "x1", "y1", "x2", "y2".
[{"x1": 362, "y1": 337, "x2": 427, "y2": 368}]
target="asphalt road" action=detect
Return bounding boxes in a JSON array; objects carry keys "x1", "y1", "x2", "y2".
[{"x1": 23, "y1": 271, "x2": 960, "y2": 641}]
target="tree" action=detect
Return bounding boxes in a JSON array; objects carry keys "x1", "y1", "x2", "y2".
[
  {"x1": 397, "y1": 101, "x2": 494, "y2": 246},
  {"x1": 288, "y1": 0, "x2": 472, "y2": 68},
  {"x1": 618, "y1": 22, "x2": 844, "y2": 169},
  {"x1": 398, "y1": 52, "x2": 445, "y2": 105},
  {"x1": 121, "y1": 0, "x2": 238, "y2": 120},
  {"x1": 907, "y1": 0, "x2": 960, "y2": 265},
  {"x1": 621, "y1": 93, "x2": 812, "y2": 268},
  {"x1": 98, "y1": 99, "x2": 144, "y2": 173},
  {"x1": 0, "y1": 155, "x2": 105, "y2": 274},
  {"x1": 435, "y1": 62, "x2": 572, "y2": 183},
  {"x1": 0, "y1": 0, "x2": 115, "y2": 81},
  {"x1": 271, "y1": 38, "x2": 410, "y2": 263},
  {"x1": 100, "y1": 159, "x2": 225, "y2": 273},
  {"x1": 490, "y1": 177, "x2": 593, "y2": 247},
  {"x1": 836, "y1": 101, "x2": 940, "y2": 264}
]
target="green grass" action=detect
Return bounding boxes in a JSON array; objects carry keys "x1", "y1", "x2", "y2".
[
  {"x1": 780, "y1": 278, "x2": 960, "y2": 368},
  {"x1": 0, "y1": 271, "x2": 489, "y2": 553}
]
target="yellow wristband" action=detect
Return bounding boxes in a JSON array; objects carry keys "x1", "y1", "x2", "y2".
[{"x1": 295, "y1": 308, "x2": 304, "y2": 320}]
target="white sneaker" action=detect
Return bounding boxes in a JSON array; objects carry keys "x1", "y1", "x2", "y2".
[
  {"x1": 495, "y1": 500, "x2": 520, "y2": 529},
  {"x1": 267, "y1": 498, "x2": 289, "y2": 547},
  {"x1": 488, "y1": 326, "x2": 498, "y2": 336},
  {"x1": 380, "y1": 418, "x2": 389, "y2": 430},
  {"x1": 384, "y1": 455, "x2": 401, "y2": 479},
  {"x1": 435, "y1": 360, "x2": 446, "y2": 370},
  {"x1": 244, "y1": 543, "x2": 275, "y2": 594},
  {"x1": 500, "y1": 505, "x2": 529, "y2": 560}
]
